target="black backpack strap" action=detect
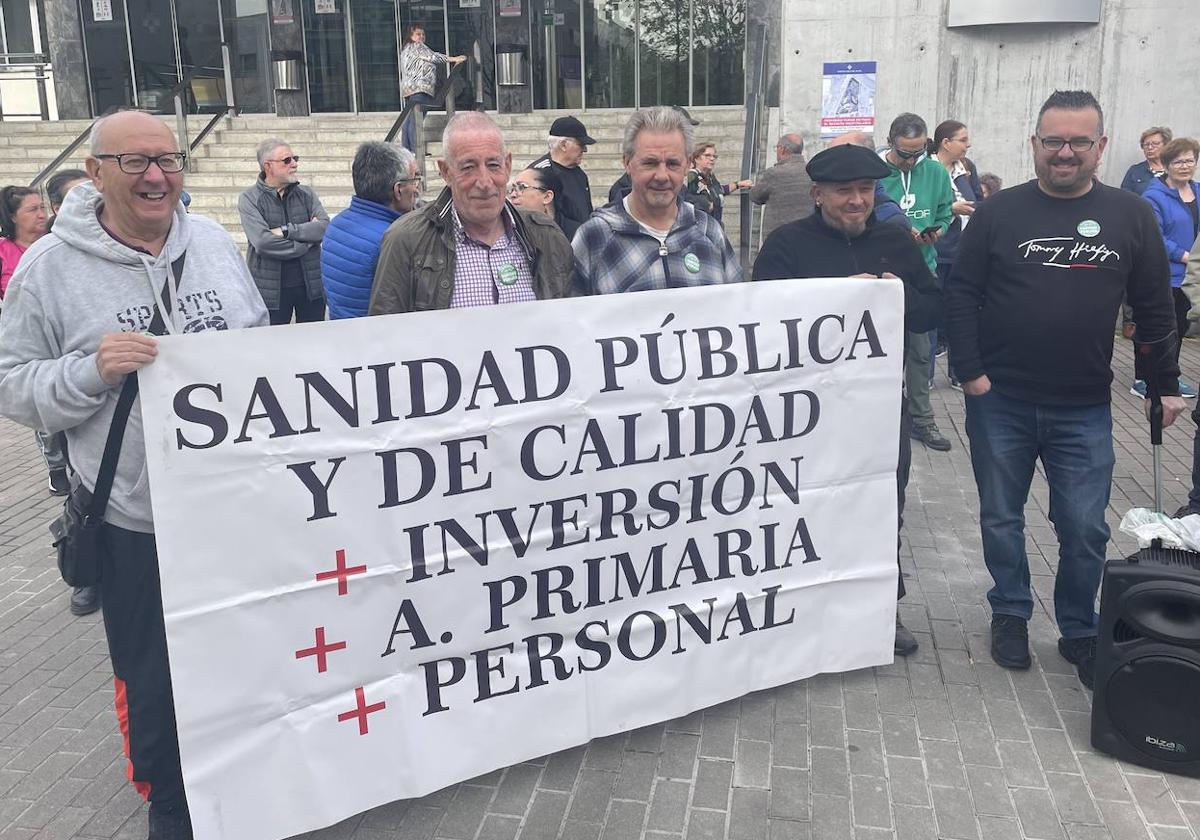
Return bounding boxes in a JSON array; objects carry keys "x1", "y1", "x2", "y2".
[{"x1": 85, "y1": 252, "x2": 186, "y2": 524}]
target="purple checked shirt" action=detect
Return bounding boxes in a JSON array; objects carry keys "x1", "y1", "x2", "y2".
[{"x1": 449, "y1": 206, "x2": 536, "y2": 308}]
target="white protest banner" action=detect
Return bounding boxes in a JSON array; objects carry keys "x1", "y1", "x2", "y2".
[{"x1": 138, "y1": 278, "x2": 902, "y2": 840}]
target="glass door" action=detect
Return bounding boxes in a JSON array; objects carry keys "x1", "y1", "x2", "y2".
[
  {"x1": 175, "y1": 0, "x2": 227, "y2": 112},
  {"x1": 222, "y1": 0, "x2": 273, "y2": 113},
  {"x1": 303, "y1": 0, "x2": 352, "y2": 111},
  {"x1": 583, "y1": 0, "x2": 634, "y2": 109},
  {"x1": 351, "y1": 0, "x2": 400, "y2": 111},
  {"x1": 531, "y1": 0, "x2": 581, "y2": 109}
]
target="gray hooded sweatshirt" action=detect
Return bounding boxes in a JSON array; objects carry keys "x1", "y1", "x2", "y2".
[{"x1": 0, "y1": 183, "x2": 268, "y2": 533}]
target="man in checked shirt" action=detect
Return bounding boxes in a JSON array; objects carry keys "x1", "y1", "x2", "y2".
[{"x1": 369, "y1": 111, "x2": 573, "y2": 314}]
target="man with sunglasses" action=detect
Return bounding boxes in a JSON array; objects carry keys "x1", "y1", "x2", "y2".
[
  {"x1": 0, "y1": 109, "x2": 268, "y2": 839},
  {"x1": 323, "y1": 142, "x2": 422, "y2": 319},
  {"x1": 880, "y1": 112, "x2": 955, "y2": 454},
  {"x1": 238, "y1": 138, "x2": 329, "y2": 325},
  {"x1": 946, "y1": 90, "x2": 1185, "y2": 690}
]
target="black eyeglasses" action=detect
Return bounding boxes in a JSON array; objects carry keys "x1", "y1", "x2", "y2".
[
  {"x1": 95, "y1": 152, "x2": 187, "y2": 174},
  {"x1": 269, "y1": 155, "x2": 300, "y2": 165},
  {"x1": 1037, "y1": 137, "x2": 1097, "y2": 152},
  {"x1": 396, "y1": 175, "x2": 424, "y2": 185},
  {"x1": 892, "y1": 147, "x2": 925, "y2": 160}
]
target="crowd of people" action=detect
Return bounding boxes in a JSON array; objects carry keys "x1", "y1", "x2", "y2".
[{"x1": 0, "y1": 89, "x2": 1197, "y2": 838}]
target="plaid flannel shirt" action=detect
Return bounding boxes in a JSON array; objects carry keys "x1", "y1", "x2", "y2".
[{"x1": 571, "y1": 199, "x2": 743, "y2": 295}]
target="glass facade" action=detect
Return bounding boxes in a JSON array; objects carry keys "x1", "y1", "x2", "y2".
[{"x1": 73, "y1": 0, "x2": 742, "y2": 116}]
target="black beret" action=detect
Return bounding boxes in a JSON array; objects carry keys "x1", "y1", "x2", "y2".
[{"x1": 806, "y1": 144, "x2": 891, "y2": 183}]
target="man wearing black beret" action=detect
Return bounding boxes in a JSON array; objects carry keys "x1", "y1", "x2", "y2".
[{"x1": 752, "y1": 143, "x2": 942, "y2": 656}]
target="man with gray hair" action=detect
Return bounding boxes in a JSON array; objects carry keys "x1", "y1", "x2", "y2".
[
  {"x1": 573, "y1": 106, "x2": 742, "y2": 295},
  {"x1": 237, "y1": 137, "x2": 329, "y2": 324},
  {"x1": 530, "y1": 115, "x2": 596, "y2": 231},
  {"x1": 750, "y1": 132, "x2": 815, "y2": 240},
  {"x1": 0, "y1": 109, "x2": 268, "y2": 838},
  {"x1": 370, "y1": 111, "x2": 572, "y2": 314},
  {"x1": 322, "y1": 142, "x2": 421, "y2": 318}
]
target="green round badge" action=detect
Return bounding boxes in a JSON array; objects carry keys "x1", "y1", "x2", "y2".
[
  {"x1": 683, "y1": 253, "x2": 701, "y2": 274},
  {"x1": 1077, "y1": 219, "x2": 1101, "y2": 238},
  {"x1": 498, "y1": 264, "x2": 519, "y2": 285}
]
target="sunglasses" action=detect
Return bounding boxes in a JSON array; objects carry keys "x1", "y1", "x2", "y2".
[
  {"x1": 270, "y1": 155, "x2": 300, "y2": 165},
  {"x1": 892, "y1": 147, "x2": 925, "y2": 160}
]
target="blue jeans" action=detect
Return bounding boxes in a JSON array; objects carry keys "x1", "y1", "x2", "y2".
[
  {"x1": 401, "y1": 92, "x2": 436, "y2": 153},
  {"x1": 964, "y1": 388, "x2": 1114, "y2": 638}
]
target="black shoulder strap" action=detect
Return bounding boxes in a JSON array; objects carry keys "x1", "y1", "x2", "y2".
[{"x1": 87, "y1": 253, "x2": 186, "y2": 523}]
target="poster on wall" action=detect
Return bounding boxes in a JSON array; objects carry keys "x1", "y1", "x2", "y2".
[
  {"x1": 460, "y1": 0, "x2": 483, "y2": 8},
  {"x1": 820, "y1": 61, "x2": 877, "y2": 139},
  {"x1": 271, "y1": 0, "x2": 295, "y2": 24},
  {"x1": 315, "y1": 0, "x2": 337, "y2": 12},
  {"x1": 498, "y1": 0, "x2": 522, "y2": 16},
  {"x1": 92, "y1": 0, "x2": 113, "y2": 22}
]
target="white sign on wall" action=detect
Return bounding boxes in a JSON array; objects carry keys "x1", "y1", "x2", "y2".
[
  {"x1": 314, "y1": 0, "x2": 337, "y2": 12},
  {"x1": 948, "y1": 0, "x2": 1101, "y2": 26},
  {"x1": 92, "y1": 0, "x2": 113, "y2": 22},
  {"x1": 139, "y1": 279, "x2": 904, "y2": 840}
]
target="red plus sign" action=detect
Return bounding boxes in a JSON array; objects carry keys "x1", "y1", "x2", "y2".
[
  {"x1": 337, "y1": 687, "x2": 386, "y2": 736},
  {"x1": 315, "y1": 548, "x2": 367, "y2": 596},
  {"x1": 294, "y1": 626, "x2": 347, "y2": 674}
]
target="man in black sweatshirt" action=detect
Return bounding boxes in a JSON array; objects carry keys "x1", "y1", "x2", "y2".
[
  {"x1": 945, "y1": 90, "x2": 1187, "y2": 690},
  {"x1": 754, "y1": 143, "x2": 942, "y2": 657}
]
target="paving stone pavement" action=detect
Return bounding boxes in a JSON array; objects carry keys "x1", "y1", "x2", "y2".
[{"x1": 3, "y1": 339, "x2": 1200, "y2": 840}]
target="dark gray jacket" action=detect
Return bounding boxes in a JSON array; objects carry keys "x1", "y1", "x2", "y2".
[
  {"x1": 750, "y1": 155, "x2": 815, "y2": 241},
  {"x1": 238, "y1": 176, "x2": 329, "y2": 309},
  {"x1": 369, "y1": 187, "x2": 573, "y2": 314}
]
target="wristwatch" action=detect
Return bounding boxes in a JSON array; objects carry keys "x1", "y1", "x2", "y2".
[{"x1": 280, "y1": 223, "x2": 291, "y2": 239}]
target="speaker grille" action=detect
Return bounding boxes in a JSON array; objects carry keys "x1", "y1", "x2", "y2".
[
  {"x1": 1112, "y1": 619, "x2": 1143, "y2": 644},
  {"x1": 1106, "y1": 655, "x2": 1200, "y2": 762},
  {"x1": 1129, "y1": 548, "x2": 1200, "y2": 570}
]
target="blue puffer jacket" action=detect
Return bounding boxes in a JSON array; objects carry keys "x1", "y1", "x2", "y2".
[
  {"x1": 321, "y1": 196, "x2": 404, "y2": 318},
  {"x1": 1143, "y1": 177, "x2": 1200, "y2": 287}
]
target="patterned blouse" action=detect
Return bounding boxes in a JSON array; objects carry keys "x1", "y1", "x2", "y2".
[{"x1": 401, "y1": 42, "x2": 450, "y2": 98}]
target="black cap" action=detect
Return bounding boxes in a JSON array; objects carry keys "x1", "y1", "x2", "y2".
[
  {"x1": 673, "y1": 106, "x2": 701, "y2": 126},
  {"x1": 806, "y1": 144, "x2": 890, "y2": 183},
  {"x1": 549, "y1": 115, "x2": 596, "y2": 145}
]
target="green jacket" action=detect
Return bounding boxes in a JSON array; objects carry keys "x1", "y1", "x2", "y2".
[
  {"x1": 369, "y1": 188, "x2": 573, "y2": 314},
  {"x1": 880, "y1": 155, "x2": 954, "y2": 273}
]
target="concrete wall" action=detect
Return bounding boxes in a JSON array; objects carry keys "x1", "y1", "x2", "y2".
[{"x1": 777, "y1": 0, "x2": 1200, "y2": 189}]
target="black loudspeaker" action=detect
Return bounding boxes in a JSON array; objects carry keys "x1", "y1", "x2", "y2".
[{"x1": 1091, "y1": 548, "x2": 1200, "y2": 777}]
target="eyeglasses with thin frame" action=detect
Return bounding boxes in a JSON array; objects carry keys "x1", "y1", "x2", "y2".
[
  {"x1": 269, "y1": 155, "x2": 300, "y2": 165},
  {"x1": 1168, "y1": 159, "x2": 1198, "y2": 168},
  {"x1": 1037, "y1": 136, "x2": 1097, "y2": 152},
  {"x1": 1142, "y1": 139, "x2": 1165, "y2": 149},
  {"x1": 95, "y1": 152, "x2": 187, "y2": 174},
  {"x1": 507, "y1": 182, "x2": 547, "y2": 195},
  {"x1": 396, "y1": 174, "x2": 424, "y2": 185}
]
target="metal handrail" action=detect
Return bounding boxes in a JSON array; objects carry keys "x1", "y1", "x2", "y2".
[
  {"x1": 189, "y1": 106, "x2": 235, "y2": 154},
  {"x1": 738, "y1": 22, "x2": 768, "y2": 268},
  {"x1": 384, "y1": 60, "x2": 467, "y2": 167},
  {"x1": 29, "y1": 122, "x2": 95, "y2": 189}
]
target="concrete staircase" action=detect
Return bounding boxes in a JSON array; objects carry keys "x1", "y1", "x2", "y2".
[{"x1": 0, "y1": 106, "x2": 752, "y2": 250}]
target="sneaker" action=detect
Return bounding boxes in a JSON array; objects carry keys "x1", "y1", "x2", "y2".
[
  {"x1": 1174, "y1": 503, "x2": 1200, "y2": 519},
  {"x1": 1181, "y1": 381, "x2": 1198, "y2": 399},
  {"x1": 927, "y1": 378, "x2": 935, "y2": 390},
  {"x1": 949, "y1": 375, "x2": 962, "y2": 392},
  {"x1": 69, "y1": 586, "x2": 100, "y2": 617},
  {"x1": 48, "y1": 468, "x2": 69, "y2": 497},
  {"x1": 894, "y1": 616, "x2": 919, "y2": 657},
  {"x1": 935, "y1": 342, "x2": 948, "y2": 358},
  {"x1": 990, "y1": 614, "x2": 1032, "y2": 669},
  {"x1": 911, "y1": 423, "x2": 952, "y2": 452},
  {"x1": 1130, "y1": 380, "x2": 1148, "y2": 398},
  {"x1": 1058, "y1": 635, "x2": 1097, "y2": 690},
  {"x1": 148, "y1": 801, "x2": 193, "y2": 840}
]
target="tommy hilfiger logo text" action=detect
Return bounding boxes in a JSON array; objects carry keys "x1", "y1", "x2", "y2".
[{"x1": 1018, "y1": 236, "x2": 1121, "y2": 269}]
